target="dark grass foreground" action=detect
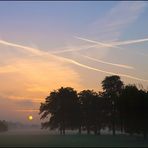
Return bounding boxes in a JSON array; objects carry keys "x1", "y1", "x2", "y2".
[{"x1": 0, "y1": 134, "x2": 148, "y2": 147}]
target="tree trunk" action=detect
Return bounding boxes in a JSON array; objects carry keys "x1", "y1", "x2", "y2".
[
  {"x1": 94, "y1": 122, "x2": 98, "y2": 135},
  {"x1": 63, "y1": 123, "x2": 65, "y2": 135},
  {"x1": 120, "y1": 120, "x2": 123, "y2": 133},
  {"x1": 94, "y1": 126, "x2": 97, "y2": 135},
  {"x1": 120, "y1": 112, "x2": 124, "y2": 133},
  {"x1": 63, "y1": 129, "x2": 65, "y2": 135},
  {"x1": 112, "y1": 125, "x2": 115, "y2": 136},
  {"x1": 78, "y1": 126, "x2": 81, "y2": 134},
  {"x1": 87, "y1": 126, "x2": 90, "y2": 134},
  {"x1": 97, "y1": 129, "x2": 100, "y2": 135},
  {"x1": 59, "y1": 124, "x2": 62, "y2": 135},
  {"x1": 97, "y1": 124, "x2": 101, "y2": 135},
  {"x1": 60, "y1": 129, "x2": 62, "y2": 135},
  {"x1": 112, "y1": 102, "x2": 116, "y2": 136},
  {"x1": 143, "y1": 131, "x2": 147, "y2": 140}
]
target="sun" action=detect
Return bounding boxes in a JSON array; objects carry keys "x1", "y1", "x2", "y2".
[{"x1": 28, "y1": 115, "x2": 33, "y2": 121}]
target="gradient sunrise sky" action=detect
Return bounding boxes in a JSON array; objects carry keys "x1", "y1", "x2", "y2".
[{"x1": 0, "y1": 1, "x2": 148, "y2": 124}]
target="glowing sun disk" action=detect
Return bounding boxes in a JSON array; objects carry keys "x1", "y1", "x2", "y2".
[{"x1": 28, "y1": 115, "x2": 33, "y2": 121}]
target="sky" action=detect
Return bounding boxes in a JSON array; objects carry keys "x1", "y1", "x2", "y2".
[{"x1": 0, "y1": 1, "x2": 148, "y2": 124}]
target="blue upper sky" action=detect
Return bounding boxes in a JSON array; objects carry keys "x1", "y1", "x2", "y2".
[
  {"x1": 0, "y1": 2, "x2": 123, "y2": 47},
  {"x1": 0, "y1": 2, "x2": 147, "y2": 48}
]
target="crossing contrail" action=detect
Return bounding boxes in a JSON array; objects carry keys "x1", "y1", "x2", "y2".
[
  {"x1": 74, "y1": 36, "x2": 148, "y2": 58},
  {"x1": 74, "y1": 36, "x2": 121, "y2": 49},
  {"x1": 0, "y1": 39, "x2": 147, "y2": 83},
  {"x1": 50, "y1": 37, "x2": 135, "y2": 70},
  {"x1": 82, "y1": 55, "x2": 134, "y2": 70},
  {"x1": 51, "y1": 37, "x2": 148, "y2": 54}
]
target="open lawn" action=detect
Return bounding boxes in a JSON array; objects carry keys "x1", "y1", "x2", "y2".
[{"x1": 0, "y1": 129, "x2": 148, "y2": 147}]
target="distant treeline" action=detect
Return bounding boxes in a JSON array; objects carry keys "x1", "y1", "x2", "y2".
[
  {"x1": 39, "y1": 75, "x2": 148, "y2": 138},
  {"x1": 0, "y1": 120, "x2": 8, "y2": 132},
  {"x1": 6, "y1": 122, "x2": 40, "y2": 129},
  {"x1": 0, "y1": 121, "x2": 40, "y2": 132}
]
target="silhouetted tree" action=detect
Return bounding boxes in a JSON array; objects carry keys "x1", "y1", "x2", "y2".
[
  {"x1": 78, "y1": 90, "x2": 103, "y2": 135},
  {"x1": 39, "y1": 87, "x2": 79, "y2": 135},
  {"x1": 102, "y1": 75, "x2": 124, "y2": 135},
  {"x1": 0, "y1": 120, "x2": 8, "y2": 132},
  {"x1": 99, "y1": 91, "x2": 113, "y2": 133},
  {"x1": 138, "y1": 89, "x2": 148, "y2": 139},
  {"x1": 120, "y1": 85, "x2": 148, "y2": 138}
]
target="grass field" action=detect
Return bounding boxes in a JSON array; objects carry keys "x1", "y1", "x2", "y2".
[{"x1": 0, "y1": 129, "x2": 148, "y2": 147}]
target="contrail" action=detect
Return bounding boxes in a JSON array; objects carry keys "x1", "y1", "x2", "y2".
[
  {"x1": 0, "y1": 39, "x2": 147, "y2": 83},
  {"x1": 0, "y1": 39, "x2": 67, "y2": 62},
  {"x1": 52, "y1": 45, "x2": 135, "y2": 70},
  {"x1": 51, "y1": 37, "x2": 148, "y2": 54},
  {"x1": 74, "y1": 36, "x2": 121, "y2": 49},
  {"x1": 50, "y1": 36, "x2": 148, "y2": 55},
  {"x1": 74, "y1": 36, "x2": 148, "y2": 57},
  {"x1": 75, "y1": 36, "x2": 148, "y2": 48},
  {"x1": 51, "y1": 45, "x2": 97, "y2": 54},
  {"x1": 0, "y1": 40, "x2": 44, "y2": 56},
  {"x1": 59, "y1": 57, "x2": 148, "y2": 82},
  {"x1": 82, "y1": 55, "x2": 134, "y2": 70},
  {"x1": 112, "y1": 38, "x2": 148, "y2": 46},
  {"x1": 0, "y1": 39, "x2": 133, "y2": 70}
]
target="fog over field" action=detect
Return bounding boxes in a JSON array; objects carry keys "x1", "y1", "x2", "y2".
[
  {"x1": 0, "y1": 126, "x2": 124, "y2": 136},
  {"x1": 1, "y1": 128, "x2": 52, "y2": 135},
  {"x1": 0, "y1": 128, "x2": 147, "y2": 147}
]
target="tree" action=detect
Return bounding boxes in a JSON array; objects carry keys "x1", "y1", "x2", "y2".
[
  {"x1": 0, "y1": 120, "x2": 8, "y2": 132},
  {"x1": 101, "y1": 75, "x2": 124, "y2": 135},
  {"x1": 78, "y1": 90, "x2": 102, "y2": 135},
  {"x1": 120, "y1": 85, "x2": 148, "y2": 138},
  {"x1": 138, "y1": 89, "x2": 148, "y2": 139},
  {"x1": 39, "y1": 87, "x2": 79, "y2": 135}
]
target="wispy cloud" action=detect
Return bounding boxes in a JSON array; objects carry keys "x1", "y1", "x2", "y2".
[
  {"x1": 16, "y1": 109, "x2": 39, "y2": 112},
  {"x1": 90, "y1": 1, "x2": 147, "y2": 40}
]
